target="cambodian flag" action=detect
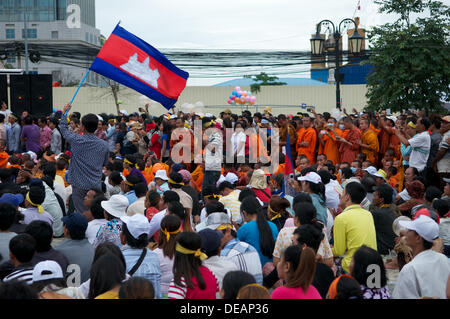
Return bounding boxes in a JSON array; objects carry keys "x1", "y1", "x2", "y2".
[
  {"x1": 285, "y1": 131, "x2": 294, "y2": 176},
  {"x1": 90, "y1": 24, "x2": 189, "y2": 110}
]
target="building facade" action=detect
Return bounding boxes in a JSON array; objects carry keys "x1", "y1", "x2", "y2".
[{"x1": 0, "y1": 0, "x2": 102, "y2": 86}]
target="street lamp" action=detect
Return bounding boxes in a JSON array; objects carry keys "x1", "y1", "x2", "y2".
[{"x1": 310, "y1": 18, "x2": 364, "y2": 111}]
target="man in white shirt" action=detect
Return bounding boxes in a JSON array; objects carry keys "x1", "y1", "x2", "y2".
[
  {"x1": 201, "y1": 117, "x2": 223, "y2": 196},
  {"x1": 85, "y1": 196, "x2": 107, "y2": 244},
  {"x1": 393, "y1": 214, "x2": 450, "y2": 299},
  {"x1": 395, "y1": 118, "x2": 431, "y2": 173}
]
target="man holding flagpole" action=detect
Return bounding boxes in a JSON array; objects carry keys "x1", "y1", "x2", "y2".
[{"x1": 60, "y1": 103, "x2": 110, "y2": 214}]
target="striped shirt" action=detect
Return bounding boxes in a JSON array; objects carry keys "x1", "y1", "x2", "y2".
[
  {"x1": 220, "y1": 238, "x2": 263, "y2": 285},
  {"x1": 3, "y1": 264, "x2": 34, "y2": 285},
  {"x1": 59, "y1": 114, "x2": 110, "y2": 190},
  {"x1": 219, "y1": 191, "x2": 243, "y2": 224},
  {"x1": 168, "y1": 266, "x2": 219, "y2": 299}
]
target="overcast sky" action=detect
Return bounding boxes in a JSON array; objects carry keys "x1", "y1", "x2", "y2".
[{"x1": 95, "y1": 0, "x2": 401, "y2": 51}]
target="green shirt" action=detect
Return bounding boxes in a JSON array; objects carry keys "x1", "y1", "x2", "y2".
[{"x1": 332, "y1": 205, "x2": 377, "y2": 273}]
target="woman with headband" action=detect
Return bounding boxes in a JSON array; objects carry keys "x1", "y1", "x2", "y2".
[
  {"x1": 168, "y1": 232, "x2": 219, "y2": 299},
  {"x1": 123, "y1": 155, "x2": 147, "y2": 185},
  {"x1": 154, "y1": 215, "x2": 181, "y2": 298},
  {"x1": 21, "y1": 186, "x2": 54, "y2": 228}
]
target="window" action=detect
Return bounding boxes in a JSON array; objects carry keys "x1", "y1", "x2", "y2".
[
  {"x1": 51, "y1": 31, "x2": 58, "y2": 39},
  {"x1": 22, "y1": 29, "x2": 37, "y2": 39},
  {"x1": 85, "y1": 32, "x2": 89, "y2": 42},
  {"x1": 7, "y1": 56, "x2": 16, "y2": 64},
  {"x1": 6, "y1": 29, "x2": 15, "y2": 39}
]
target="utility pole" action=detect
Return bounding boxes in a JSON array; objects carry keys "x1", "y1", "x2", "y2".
[{"x1": 23, "y1": 2, "x2": 29, "y2": 74}]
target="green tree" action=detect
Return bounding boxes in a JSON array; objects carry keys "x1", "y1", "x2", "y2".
[
  {"x1": 365, "y1": 0, "x2": 450, "y2": 114},
  {"x1": 244, "y1": 72, "x2": 286, "y2": 94}
]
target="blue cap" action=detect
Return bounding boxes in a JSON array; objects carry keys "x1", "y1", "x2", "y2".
[
  {"x1": 61, "y1": 213, "x2": 88, "y2": 236},
  {"x1": 0, "y1": 193, "x2": 24, "y2": 207}
]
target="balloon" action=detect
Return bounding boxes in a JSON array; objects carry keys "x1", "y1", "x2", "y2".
[
  {"x1": 231, "y1": 101, "x2": 236, "y2": 105},
  {"x1": 242, "y1": 93, "x2": 247, "y2": 98},
  {"x1": 250, "y1": 102, "x2": 255, "y2": 105},
  {"x1": 248, "y1": 92, "x2": 252, "y2": 96},
  {"x1": 231, "y1": 95, "x2": 236, "y2": 100},
  {"x1": 241, "y1": 99, "x2": 246, "y2": 105},
  {"x1": 232, "y1": 91, "x2": 237, "y2": 96},
  {"x1": 235, "y1": 98, "x2": 240, "y2": 103},
  {"x1": 227, "y1": 99, "x2": 231, "y2": 104},
  {"x1": 252, "y1": 96, "x2": 257, "y2": 103},
  {"x1": 237, "y1": 93, "x2": 242, "y2": 98},
  {"x1": 235, "y1": 87, "x2": 241, "y2": 91}
]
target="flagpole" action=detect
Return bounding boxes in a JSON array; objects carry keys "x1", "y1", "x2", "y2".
[{"x1": 65, "y1": 69, "x2": 90, "y2": 116}]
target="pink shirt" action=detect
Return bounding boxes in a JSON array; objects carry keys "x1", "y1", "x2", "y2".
[
  {"x1": 271, "y1": 285, "x2": 322, "y2": 299},
  {"x1": 40, "y1": 125, "x2": 52, "y2": 149},
  {"x1": 168, "y1": 266, "x2": 219, "y2": 299}
]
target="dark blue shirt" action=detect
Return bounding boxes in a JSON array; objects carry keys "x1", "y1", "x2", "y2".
[{"x1": 60, "y1": 115, "x2": 109, "y2": 191}]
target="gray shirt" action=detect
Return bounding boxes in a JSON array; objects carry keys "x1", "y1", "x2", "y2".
[
  {"x1": 0, "y1": 232, "x2": 17, "y2": 262},
  {"x1": 51, "y1": 128, "x2": 62, "y2": 155},
  {"x1": 55, "y1": 238, "x2": 95, "y2": 284}
]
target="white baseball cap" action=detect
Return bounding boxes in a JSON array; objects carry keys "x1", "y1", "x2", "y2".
[
  {"x1": 33, "y1": 261, "x2": 64, "y2": 282},
  {"x1": 101, "y1": 195, "x2": 129, "y2": 218},
  {"x1": 225, "y1": 173, "x2": 239, "y2": 185},
  {"x1": 298, "y1": 172, "x2": 322, "y2": 184},
  {"x1": 120, "y1": 214, "x2": 151, "y2": 239},
  {"x1": 154, "y1": 170, "x2": 168, "y2": 181},
  {"x1": 216, "y1": 175, "x2": 226, "y2": 188},
  {"x1": 364, "y1": 166, "x2": 386, "y2": 179},
  {"x1": 399, "y1": 215, "x2": 440, "y2": 243}
]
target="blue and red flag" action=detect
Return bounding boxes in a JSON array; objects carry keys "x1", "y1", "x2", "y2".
[
  {"x1": 284, "y1": 130, "x2": 294, "y2": 177},
  {"x1": 90, "y1": 24, "x2": 189, "y2": 110}
]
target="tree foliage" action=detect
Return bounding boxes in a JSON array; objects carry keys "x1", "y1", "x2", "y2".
[
  {"x1": 365, "y1": 0, "x2": 450, "y2": 114},
  {"x1": 244, "y1": 72, "x2": 286, "y2": 94}
]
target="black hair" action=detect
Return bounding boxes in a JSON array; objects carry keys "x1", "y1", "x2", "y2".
[
  {"x1": 351, "y1": 245, "x2": 387, "y2": 288},
  {"x1": 292, "y1": 193, "x2": 313, "y2": 206},
  {"x1": 31, "y1": 277, "x2": 68, "y2": 294},
  {"x1": 281, "y1": 245, "x2": 316, "y2": 292},
  {"x1": 335, "y1": 276, "x2": 363, "y2": 299},
  {"x1": 345, "y1": 182, "x2": 367, "y2": 204},
  {"x1": 168, "y1": 172, "x2": 184, "y2": 189},
  {"x1": 306, "y1": 181, "x2": 326, "y2": 203},
  {"x1": 122, "y1": 222, "x2": 149, "y2": 249},
  {"x1": 9, "y1": 233, "x2": 36, "y2": 263},
  {"x1": 124, "y1": 174, "x2": 141, "y2": 190},
  {"x1": 294, "y1": 202, "x2": 324, "y2": 231},
  {"x1": 0, "y1": 281, "x2": 38, "y2": 299},
  {"x1": 238, "y1": 188, "x2": 256, "y2": 202},
  {"x1": 162, "y1": 190, "x2": 180, "y2": 204},
  {"x1": 41, "y1": 176, "x2": 54, "y2": 190},
  {"x1": 109, "y1": 171, "x2": 123, "y2": 186},
  {"x1": 158, "y1": 215, "x2": 181, "y2": 259},
  {"x1": 361, "y1": 175, "x2": 377, "y2": 194},
  {"x1": 48, "y1": 117, "x2": 59, "y2": 127},
  {"x1": 425, "y1": 186, "x2": 442, "y2": 203},
  {"x1": 433, "y1": 199, "x2": 450, "y2": 218},
  {"x1": 134, "y1": 182, "x2": 148, "y2": 198},
  {"x1": 419, "y1": 117, "x2": 431, "y2": 130},
  {"x1": 119, "y1": 277, "x2": 155, "y2": 299},
  {"x1": 168, "y1": 201, "x2": 186, "y2": 221},
  {"x1": 28, "y1": 186, "x2": 45, "y2": 205},
  {"x1": 240, "y1": 196, "x2": 275, "y2": 259},
  {"x1": 82, "y1": 114, "x2": 100, "y2": 133},
  {"x1": 218, "y1": 181, "x2": 235, "y2": 192},
  {"x1": 293, "y1": 224, "x2": 324, "y2": 253},
  {"x1": 222, "y1": 271, "x2": 256, "y2": 299},
  {"x1": 205, "y1": 201, "x2": 226, "y2": 215},
  {"x1": 341, "y1": 167, "x2": 354, "y2": 179},
  {"x1": 90, "y1": 195, "x2": 107, "y2": 220},
  {"x1": 24, "y1": 116, "x2": 33, "y2": 125},
  {"x1": 0, "y1": 203, "x2": 17, "y2": 231},
  {"x1": 24, "y1": 221, "x2": 53, "y2": 253},
  {"x1": 173, "y1": 232, "x2": 206, "y2": 290},
  {"x1": 93, "y1": 242, "x2": 126, "y2": 268},
  {"x1": 375, "y1": 184, "x2": 393, "y2": 205},
  {"x1": 43, "y1": 162, "x2": 57, "y2": 180},
  {"x1": 146, "y1": 191, "x2": 161, "y2": 208},
  {"x1": 317, "y1": 170, "x2": 331, "y2": 185},
  {"x1": 88, "y1": 254, "x2": 126, "y2": 299},
  {"x1": 112, "y1": 160, "x2": 124, "y2": 173}
]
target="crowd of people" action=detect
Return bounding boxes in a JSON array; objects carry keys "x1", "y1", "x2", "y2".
[{"x1": 0, "y1": 99, "x2": 449, "y2": 299}]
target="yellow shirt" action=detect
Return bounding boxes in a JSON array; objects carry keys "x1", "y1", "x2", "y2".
[
  {"x1": 332, "y1": 204, "x2": 377, "y2": 273},
  {"x1": 95, "y1": 290, "x2": 119, "y2": 299}
]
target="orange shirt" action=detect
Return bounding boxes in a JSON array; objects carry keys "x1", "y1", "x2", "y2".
[
  {"x1": 388, "y1": 176, "x2": 399, "y2": 190},
  {"x1": 296, "y1": 127, "x2": 317, "y2": 164},
  {"x1": 191, "y1": 164, "x2": 204, "y2": 193},
  {"x1": 274, "y1": 163, "x2": 285, "y2": 175},
  {"x1": 320, "y1": 128, "x2": 342, "y2": 165},
  {"x1": 0, "y1": 151, "x2": 9, "y2": 169},
  {"x1": 361, "y1": 129, "x2": 380, "y2": 165}
]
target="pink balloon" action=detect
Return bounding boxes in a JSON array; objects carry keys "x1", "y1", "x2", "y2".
[
  {"x1": 228, "y1": 99, "x2": 231, "y2": 104},
  {"x1": 235, "y1": 87, "x2": 241, "y2": 91},
  {"x1": 231, "y1": 95, "x2": 236, "y2": 100}
]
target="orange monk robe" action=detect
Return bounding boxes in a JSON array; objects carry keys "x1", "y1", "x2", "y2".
[
  {"x1": 361, "y1": 129, "x2": 380, "y2": 165},
  {"x1": 320, "y1": 129, "x2": 342, "y2": 165},
  {"x1": 389, "y1": 129, "x2": 401, "y2": 159},
  {"x1": 274, "y1": 163, "x2": 285, "y2": 176},
  {"x1": 296, "y1": 127, "x2": 317, "y2": 164},
  {"x1": 123, "y1": 168, "x2": 130, "y2": 178},
  {"x1": 144, "y1": 166, "x2": 155, "y2": 182},
  {"x1": 249, "y1": 133, "x2": 270, "y2": 163},
  {"x1": 370, "y1": 124, "x2": 381, "y2": 136},
  {"x1": 0, "y1": 151, "x2": 9, "y2": 169},
  {"x1": 191, "y1": 164, "x2": 204, "y2": 193},
  {"x1": 142, "y1": 170, "x2": 152, "y2": 184},
  {"x1": 339, "y1": 127, "x2": 362, "y2": 164}
]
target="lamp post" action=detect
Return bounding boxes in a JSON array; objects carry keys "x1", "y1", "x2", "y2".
[{"x1": 310, "y1": 19, "x2": 364, "y2": 111}]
